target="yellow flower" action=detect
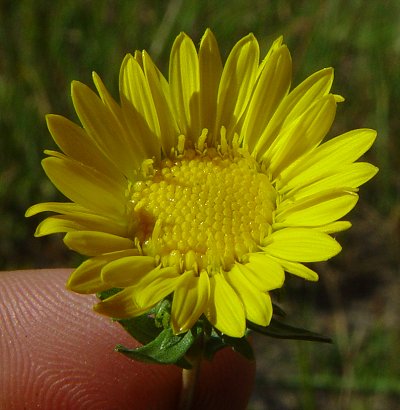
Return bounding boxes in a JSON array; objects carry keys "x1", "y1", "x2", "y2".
[{"x1": 27, "y1": 29, "x2": 377, "y2": 338}]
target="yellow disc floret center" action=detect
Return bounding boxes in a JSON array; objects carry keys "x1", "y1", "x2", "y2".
[{"x1": 131, "y1": 146, "x2": 276, "y2": 274}]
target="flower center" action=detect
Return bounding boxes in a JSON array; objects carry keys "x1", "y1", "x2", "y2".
[{"x1": 130, "y1": 145, "x2": 276, "y2": 274}]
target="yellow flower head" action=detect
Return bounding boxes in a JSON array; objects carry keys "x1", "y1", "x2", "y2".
[{"x1": 27, "y1": 29, "x2": 377, "y2": 338}]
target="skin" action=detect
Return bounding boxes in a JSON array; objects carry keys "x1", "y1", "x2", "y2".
[{"x1": 0, "y1": 269, "x2": 255, "y2": 410}]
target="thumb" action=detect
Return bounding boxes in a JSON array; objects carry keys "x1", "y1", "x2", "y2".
[{"x1": 0, "y1": 269, "x2": 255, "y2": 409}]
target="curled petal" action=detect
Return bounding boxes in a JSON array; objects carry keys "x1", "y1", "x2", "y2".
[
  {"x1": 101, "y1": 255, "x2": 156, "y2": 287},
  {"x1": 94, "y1": 287, "x2": 148, "y2": 318},
  {"x1": 66, "y1": 250, "x2": 137, "y2": 294},
  {"x1": 64, "y1": 231, "x2": 135, "y2": 256}
]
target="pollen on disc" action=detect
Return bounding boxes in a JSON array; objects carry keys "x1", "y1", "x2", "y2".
[{"x1": 131, "y1": 149, "x2": 276, "y2": 273}]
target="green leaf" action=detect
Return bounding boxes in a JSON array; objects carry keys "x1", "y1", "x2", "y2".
[
  {"x1": 116, "y1": 327, "x2": 201, "y2": 369},
  {"x1": 221, "y1": 335, "x2": 254, "y2": 360},
  {"x1": 202, "y1": 328, "x2": 254, "y2": 361},
  {"x1": 154, "y1": 298, "x2": 171, "y2": 329},
  {"x1": 248, "y1": 318, "x2": 332, "y2": 343},
  {"x1": 96, "y1": 287, "x2": 123, "y2": 300},
  {"x1": 117, "y1": 312, "x2": 162, "y2": 346}
]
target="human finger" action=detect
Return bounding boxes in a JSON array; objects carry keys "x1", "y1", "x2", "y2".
[{"x1": 0, "y1": 269, "x2": 255, "y2": 409}]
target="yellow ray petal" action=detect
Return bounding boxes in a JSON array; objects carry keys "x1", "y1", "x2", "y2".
[
  {"x1": 263, "y1": 228, "x2": 341, "y2": 262},
  {"x1": 26, "y1": 202, "x2": 88, "y2": 217},
  {"x1": 119, "y1": 55, "x2": 161, "y2": 161},
  {"x1": 71, "y1": 80, "x2": 142, "y2": 179},
  {"x1": 101, "y1": 255, "x2": 156, "y2": 287},
  {"x1": 42, "y1": 156, "x2": 126, "y2": 218},
  {"x1": 46, "y1": 114, "x2": 122, "y2": 181},
  {"x1": 275, "y1": 190, "x2": 359, "y2": 228},
  {"x1": 34, "y1": 215, "x2": 86, "y2": 236},
  {"x1": 243, "y1": 45, "x2": 292, "y2": 153},
  {"x1": 225, "y1": 268, "x2": 273, "y2": 326},
  {"x1": 271, "y1": 257, "x2": 319, "y2": 281},
  {"x1": 66, "y1": 259, "x2": 107, "y2": 294},
  {"x1": 64, "y1": 231, "x2": 136, "y2": 256},
  {"x1": 284, "y1": 162, "x2": 378, "y2": 200},
  {"x1": 133, "y1": 49, "x2": 143, "y2": 67},
  {"x1": 240, "y1": 253, "x2": 285, "y2": 291},
  {"x1": 266, "y1": 94, "x2": 337, "y2": 177},
  {"x1": 198, "y1": 29, "x2": 223, "y2": 143},
  {"x1": 65, "y1": 250, "x2": 137, "y2": 294},
  {"x1": 263, "y1": 36, "x2": 284, "y2": 59},
  {"x1": 206, "y1": 274, "x2": 246, "y2": 337},
  {"x1": 171, "y1": 270, "x2": 210, "y2": 334},
  {"x1": 94, "y1": 69, "x2": 161, "y2": 165},
  {"x1": 33, "y1": 210, "x2": 128, "y2": 237},
  {"x1": 169, "y1": 32, "x2": 200, "y2": 140},
  {"x1": 142, "y1": 50, "x2": 180, "y2": 155},
  {"x1": 92, "y1": 71, "x2": 126, "y2": 126},
  {"x1": 27, "y1": 200, "x2": 128, "y2": 238},
  {"x1": 139, "y1": 50, "x2": 172, "y2": 110},
  {"x1": 314, "y1": 220, "x2": 352, "y2": 234},
  {"x1": 214, "y1": 33, "x2": 259, "y2": 141},
  {"x1": 280, "y1": 128, "x2": 377, "y2": 189},
  {"x1": 94, "y1": 287, "x2": 148, "y2": 318},
  {"x1": 254, "y1": 68, "x2": 334, "y2": 157},
  {"x1": 135, "y1": 266, "x2": 182, "y2": 308},
  {"x1": 280, "y1": 68, "x2": 335, "y2": 125}
]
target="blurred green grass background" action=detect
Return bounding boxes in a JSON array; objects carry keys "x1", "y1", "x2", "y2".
[{"x1": 1, "y1": 0, "x2": 399, "y2": 408}]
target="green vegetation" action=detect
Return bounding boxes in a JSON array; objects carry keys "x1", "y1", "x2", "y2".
[{"x1": 1, "y1": 0, "x2": 399, "y2": 408}]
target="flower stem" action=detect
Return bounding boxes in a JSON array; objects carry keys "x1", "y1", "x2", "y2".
[{"x1": 179, "y1": 354, "x2": 202, "y2": 410}]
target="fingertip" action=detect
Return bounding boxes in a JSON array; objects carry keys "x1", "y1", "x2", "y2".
[
  {"x1": 1, "y1": 269, "x2": 255, "y2": 409},
  {"x1": 0, "y1": 269, "x2": 181, "y2": 409}
]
